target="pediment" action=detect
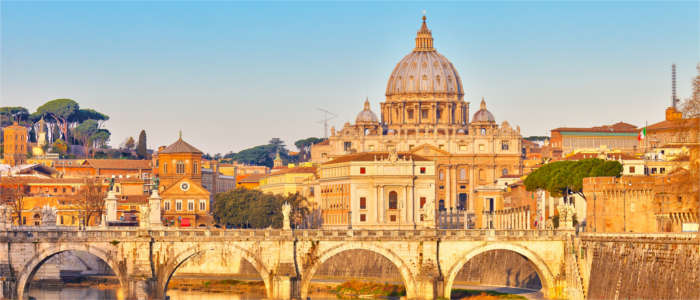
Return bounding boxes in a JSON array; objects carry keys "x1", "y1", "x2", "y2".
[
  {"x1": 410, "y1": 144, "x2": 450, "y2": 156},
  {"x1": 161, "y1": 177, "x2": 210, "y2": 197}
]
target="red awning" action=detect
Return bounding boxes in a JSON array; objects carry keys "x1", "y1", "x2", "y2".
[{"x1": 180, "y1": 218, "x2": 191, "y2": 227}]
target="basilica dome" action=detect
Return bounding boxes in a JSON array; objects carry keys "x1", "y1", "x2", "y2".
[
  {"x1": 356, "y1": 99, "x2": 379, "y2": 123},
  {"x1": 385, "y1": 16, "x2": 464, "y2": 101},
  {"x1": 472, "y1": 98, "x2": 495, "y2": 123}
]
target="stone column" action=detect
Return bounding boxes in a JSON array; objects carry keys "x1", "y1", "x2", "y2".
[
  {"x1": 128, "y1": 278, "x2": 157, "y2": 300},
  {"x1": 445, "y1": 166, "x2": 451, "y2": 210},
  {"x1": 526, "y1": 209, "x2": 531, "y2": 230},
  {"x1": 380, "y1": 185, "x2": 385, "y2": 223},
  {"x1": 104, "y1": 191, "x2": 118, "y2": 225}
]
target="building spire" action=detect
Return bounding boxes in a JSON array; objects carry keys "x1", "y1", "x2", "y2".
[
  {"x1": 179, "y1": 130, "x2": 182, "y2": 140},
  {"x1": 414, "y1": 14, "x2": 434, "y2": 52},
  {"x1": 364, "y1": 97, "x2": 370, "y2": 110},
  {"x1": 480, "y1": 97, "x2": 486, "y2": 110}
]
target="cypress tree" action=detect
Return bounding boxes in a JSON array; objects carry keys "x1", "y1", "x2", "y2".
[{"x1": 136, "y1": 130, "x2": 147, "y2": 159}]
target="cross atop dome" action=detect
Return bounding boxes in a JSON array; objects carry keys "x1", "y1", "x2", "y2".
[{"x1": 415, "y1": 15, "x2": 434, "y2": 52}]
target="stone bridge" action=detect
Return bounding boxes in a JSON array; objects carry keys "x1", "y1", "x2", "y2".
[{"x1": 0, "y1": 228, "x2": 576, "y2": 300}]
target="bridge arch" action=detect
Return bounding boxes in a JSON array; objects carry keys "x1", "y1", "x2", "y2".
[
  {"x1": 16, "y1": 244, "x2": 126, "y2": 300},
  {"x1": 443, "y1": 243, "x2": 555, "y2": 299},
  {"x1": 162, "y1": 243, "x2": 272, "y2": 298},
  {"x1": 300, "y1": 242, "x2": 416, "y2": 299}
]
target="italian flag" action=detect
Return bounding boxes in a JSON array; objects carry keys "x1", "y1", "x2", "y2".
[{"x1": 638, "y1": 127, "x2": 646, "y2": 141}]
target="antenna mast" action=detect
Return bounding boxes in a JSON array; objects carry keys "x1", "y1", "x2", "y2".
[
  {"x1": 672, "y1": 64, "x2": 678, "y2": 109},
  {"x1": 317, "y1": 108, "x2": 337, "y2": 138}
]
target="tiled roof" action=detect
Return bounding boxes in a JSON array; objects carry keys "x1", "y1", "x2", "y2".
[
  {"x1": 238, "y1": 173, "x2": 266, "y2": 183},
  {"x1": 324, "y1": 152, "x2": 430, "y2": 164},
  {"x1": 0, "y1": 177, "x2": 89, "y2": 185},
  {"x1": 565, "y1": 152, "x2": 638, "y2": 161},
  {"x1": 118, "y1": 195, "x2": 148, "y2": 204},
  {"x1": 265, "y1": 167, "x2": 317, "y2": 176},
  {"x1": 646, "y1": 118, "x2": 699, "y2": 131},
  {"x1": 85, "y1": 159, "x2": 151, "y2": 170},
  {"x1": 159, "y1": 138, "x2": 203, "y2": 154},
  {"x1": 552, "y1": 122, "x2": 638, "y2": 133}
]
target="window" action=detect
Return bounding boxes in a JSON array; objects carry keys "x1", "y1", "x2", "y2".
[
  {"x1": 60, "y1": 216, "x2": 64, "y2": 225},
  {"x1": 439, "y1": 144, "x2": 445, "y2": 150},
  {"x1": 407, "y1": 109, "x2": 414, "y2": 119},
  {"x1": 390, "y1": 215, "x2": 397, "y2": 222},
  {"x1": 480, "y1": 128, "x2": 486, "y2": 135},
  {"x1": 479, "y1": 144, "x2": 485, "y2": 151},
  {"x1": 459, "y1": 193, "x2": 468, "y2": 210},
  {"x1": 420, "y1": 167, "x2": 426, "y2": 174},
  {"x1": 360, "y1": 167, "x2": 366, "y2": 174},
  {"x1": 422, "y1": 109, "x2": 429, "y2": 119},
  {"x1": 459, "y1": 168, "x2": 467, "y2": 180},
  {"x1": 651, "y1": 168, "x2": 657, "y2": 174},
  {"x1": 420, "y1": 197, "x2": 426, "y2": 208},
  {"x1": 409, "y1": 144, "x2": 414, "y2": 150},
  {"x1": 156, "y1": 160, "x2": 159, "y2": 168},
  {"x1": 176, "y1": 161, "x2": 185, "y2": 174},
  {"x1": 420, "y1": 214, "x2": 424, "y2": 221},
  {"x1": 660, "y1": 168, "x2": 665, "y2": 174},
  {"x1": 199, "y1": 200, "x2": 206, "y2": 211},
  {"x1": 629, "y1": 166, "x2": 635, "y2": 173},
  {"x1": 176, "y1": 200, "x2": 182, "y2": 211},
  {"x1": 62, "y1": 188, "x2": 66, "y2": 193},
  {"x1": 439, "y1": 171, "x2": 444, "y2": 180},
  {"x1": 164, "y1": 201, "x2": 171, "y2": 211},
  {"x1": 163, "y1": 163, "x2": 168, "y2": 174},
  {"x1": 193, "y1": 161, "x2": 198, "y2": 174},
  {"x1": 360, "y1": 214, "x2": 366, "y2": 222},
  {"x1": 439, "y1": 200, "x2": 445, "y2": 210},
  {"x1": 501, "y1": 141, "x2": 509, "y2": 150},
  {"x1": 439, "y1": 185, "x2": 444, "y2": 190},
  {"x1": 502, "y1": 168, "x2": 508, "y2": 176},
  {"x1": 188, "y1": 200, "x2": 194, "y2": 211},
  {"x1": 388, "y1": 191, "x2": 398, "y2": 209},
  {"x1": 459, "y1": 145, "x2": 467, "y2": 151},
  {"x1": 53, "y1": 188, "x2": 57, "y2": 193},
  {"x1": 360, "y1": 197, "x2": 366, "y2": 209},
  {"x1": 368, "y1": 145, "x2": 374, "y2": 151},
  {"x1": 344, "y1": 142, "x2": 352, "y2": 152}
]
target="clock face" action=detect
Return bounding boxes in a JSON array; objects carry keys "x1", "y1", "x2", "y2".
[{"x1": 180, "y1": 182, "x2": 190, "y2": 191}]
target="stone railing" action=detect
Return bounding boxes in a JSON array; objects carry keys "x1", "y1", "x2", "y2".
[
  {"x1": 580, "y1": 232, "x2": 699, "y2": 244},
  {"x1": 0, "y1": 227, "x2": 574, "y2": 242}
]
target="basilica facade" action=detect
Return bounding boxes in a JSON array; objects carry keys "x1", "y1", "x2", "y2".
[{"x1": 311, "y1": 16, "x2": 523, "y2": 220}]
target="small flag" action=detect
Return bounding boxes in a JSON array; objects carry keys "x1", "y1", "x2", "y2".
[{"x1": 638, "y1": 127, "x2": 646, "y2": 141}]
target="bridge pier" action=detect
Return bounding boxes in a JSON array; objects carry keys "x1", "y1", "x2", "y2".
[
  {"x1": 270, "y1": 275, "x2": 300, "y2": 300},
  {"x1": 127, "y1": 278, "x2": 158, "y2": 300},
  {"x1": 0, "y1": 277, "x2": 16, "y2": 300},
  {"x1": 413, "y1": 277, "x2": 444, "y2": 300}
]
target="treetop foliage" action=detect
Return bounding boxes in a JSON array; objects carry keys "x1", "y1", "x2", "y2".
[
  {"x1": 212, "y1": 188, "x2": 309, "y2": 229},
  {"x1": 523, "y1": 158, "x2": 622, "y2": 198}
]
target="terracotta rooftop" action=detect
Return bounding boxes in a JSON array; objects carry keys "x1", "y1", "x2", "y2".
[
  {"x1": 84, "y1": 159, "x2": 151, "y2": 170},
  {"x1": 0, "y1": 177, "x2": 90, "y2": 185},
  {"x1": 238, "y1": 173, "x2": 266, "y2": 183},
  {"x1": 565, "y1": 152, "x2": 638, "y2": 161},
  {"x1": 646, "y1": 118, "x2": 699, "y2": 131},
  {"x1": 324, "y1": 152, "x2": 430, "y2": 165},
  {"x1": 159, "y1": 138, "x2": 203, "y2": 154},
  {"x1": 552, "y1": 122, "x2": 638, "y2": 133},
  {"x1": 118, "y1": 195, "x2": 148, "y2": 204},
  {"x1": 265, "y1": 166, "x2": 317, "y2": 176}
]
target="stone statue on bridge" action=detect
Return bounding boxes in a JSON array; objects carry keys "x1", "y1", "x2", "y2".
[
  {"x1": 0, "y1": 205, "x2": 11, "y2": 229},
  {"x1": 40, "y1": 205, "x2": 57, "y2": 227},
  {"x1": 423, "y1": 198, "x2": 435, "y2": 228}
]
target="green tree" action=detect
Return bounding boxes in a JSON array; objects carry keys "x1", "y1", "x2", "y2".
[
  {"x1": 136, "y1": 130, "x2": 148, "y2": 159},
  {"x1": 35, "y1": 99, "x2": 79, "y2": 142},
  {"x1": 524, "y1": 158, "x2": 622, "y2": 201},
  {"x1": 124, "y1": 136, "x2": 136, "y2": 150},
  {"x1": 294, "y1": 137, "x2": 326, "y2": 162},
  {"x1": 212, "y1": 188, "x2": 309, "y2": 229},
  {"x1": 0, "y1": 106, "x2": 29, "y2": 126},
  {"x1": 91, "y1": 129, "x2": 111, "y2": 149},
  {"x1": 73, "y1": 120, "x2": 99, "y2": 157},
  {"x1": 52, "y1": 139, "x2": 68, "y2": 156}
]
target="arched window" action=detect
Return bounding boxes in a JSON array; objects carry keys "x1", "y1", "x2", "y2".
[
  {"x1": 502, "y1": 168, "x2": 508, "y2": 176},
  {"x1": 459, "y1": 168, "x2": 467, "y2": 180},
  {"x1": 388, "y1": 191, "x2": 398, "y2": 210},
  {"x1": 176, "y1": 160, "x2": 185, "y2": 174},
  {"x1": 439, "y1": 171, "x2": 444, "y2": 181}
]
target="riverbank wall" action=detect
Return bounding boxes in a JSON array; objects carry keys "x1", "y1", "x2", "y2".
[{"x1": 580, "y1": 233, "x2": 699, "y2": 299}]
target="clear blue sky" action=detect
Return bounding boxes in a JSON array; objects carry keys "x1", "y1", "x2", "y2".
[{"x1": 2, "y1": 1, "x2": 698, "y2": 154}]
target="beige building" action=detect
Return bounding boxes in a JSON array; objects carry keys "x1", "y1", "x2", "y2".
[
  {"x1": 317, "y1": 152, "x2": 435, "y2": 229},
  {"x1": 258, "y1": 167, "x2": 317, "y2": 196},
  {"x1": 311, "y1": 17, "x2": 522, "y2": 219}
]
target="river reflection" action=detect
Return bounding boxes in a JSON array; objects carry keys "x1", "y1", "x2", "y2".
[{"x1": 27, "y1": 287, "x2": 119, "y2": 300}]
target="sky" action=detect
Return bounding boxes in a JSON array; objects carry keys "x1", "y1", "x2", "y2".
[{"x1": 1, "y1": 1, "x2": 699, "y2": 154}]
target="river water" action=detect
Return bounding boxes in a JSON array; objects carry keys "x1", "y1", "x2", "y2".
[{"x1": 27, "y1": 284, "x2": 541, "y2": 300}]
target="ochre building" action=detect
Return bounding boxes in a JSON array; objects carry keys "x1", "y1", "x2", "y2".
[{"x1": 2, "y1": 122, "x2": 28, "y2": 166}]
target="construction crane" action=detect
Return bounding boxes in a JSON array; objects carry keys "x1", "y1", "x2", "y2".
[{"x1": 317, "y1": 108, "x2": 337, "y2": 138}]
